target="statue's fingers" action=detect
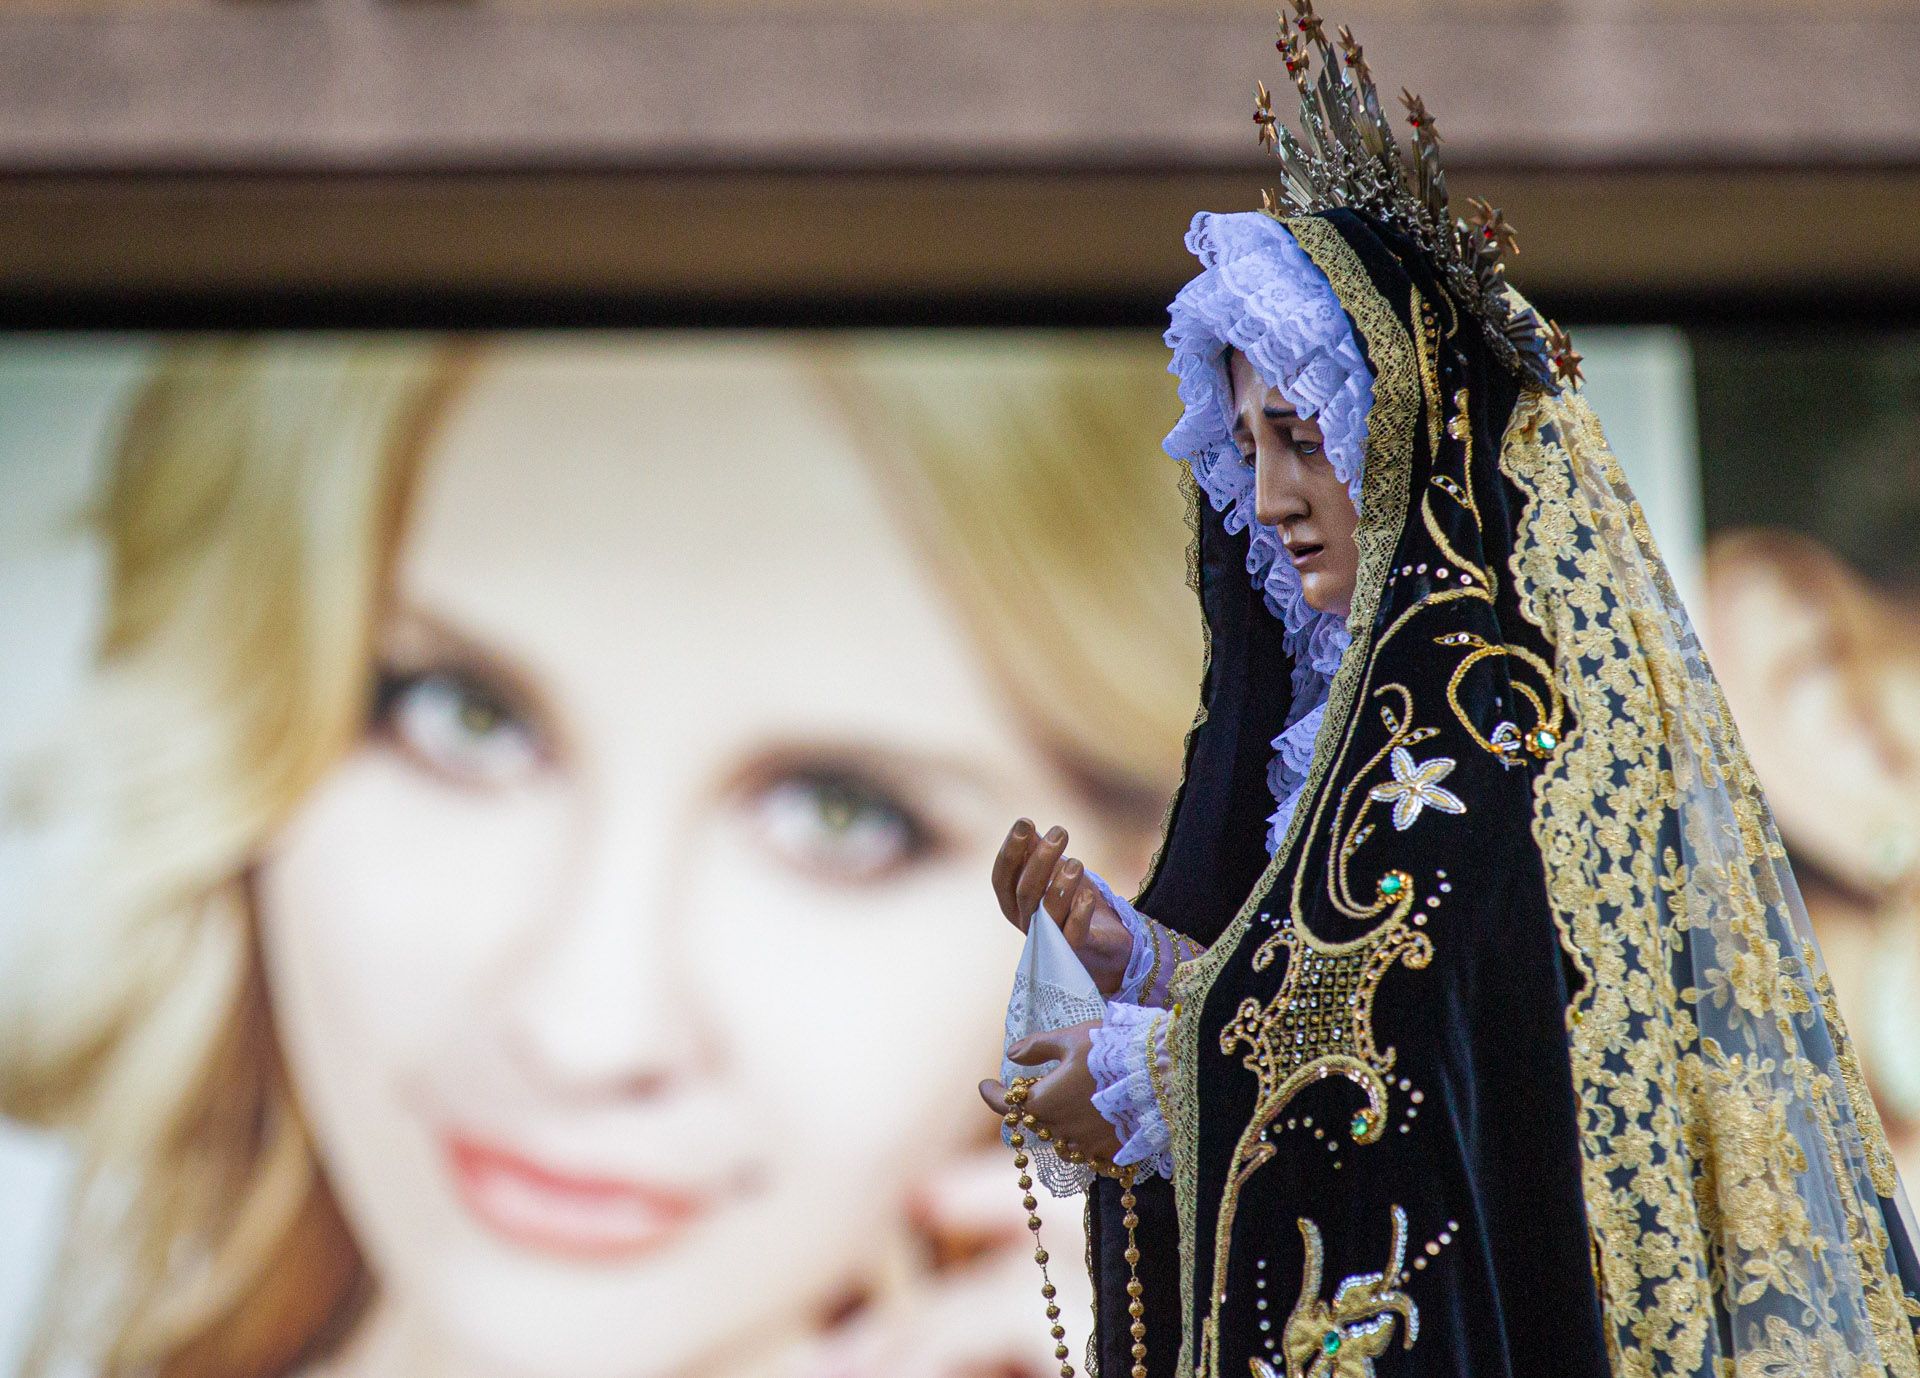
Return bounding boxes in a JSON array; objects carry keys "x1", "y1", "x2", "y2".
[
  {"x1": 1007, "y1": 1029, "x2": 1071, "y2": 1066},
  {"x1": 1062, "y1": 883, "x2": 1097, "y2": 952},
  {"x1": 978, "y1": 1078, "x2": 1013, "y2": 1115},
  {"x1": 1042, "y1": 856, "x2": 1084, "y2": 929},
  {"x1": 1013, "y1": 825, "x2": 1068, "y2": 922},
  {"x1": 991, "y1": 820, "x2": 1035, "y2": 927}
]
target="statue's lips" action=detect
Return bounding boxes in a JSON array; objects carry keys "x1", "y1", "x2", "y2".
[
  {"x1": 1287, "y1": 542, "x2": 1326, "y2": 570},
  {"x1": 442, "y1": 1132, "x2": 713, "y2": 1262}
]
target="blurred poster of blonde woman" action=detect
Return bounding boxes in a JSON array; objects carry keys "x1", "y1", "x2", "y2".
[
  {"x1": 0, "y1": 334, "x2": 1200, "y2": 1378},
  {"x1": 1705, "y1": 530, "x2": 1920, "y2": 1188}
]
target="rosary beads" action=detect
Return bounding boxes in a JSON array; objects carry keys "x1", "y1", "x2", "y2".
[{"x1": 1003, "y1": 1076, "x2": 1147, "y2": 1378}]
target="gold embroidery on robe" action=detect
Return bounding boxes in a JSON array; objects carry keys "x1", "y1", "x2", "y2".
[{"x1": 1250, "y1": 1206, "x2": 1419, "y2": 1378}]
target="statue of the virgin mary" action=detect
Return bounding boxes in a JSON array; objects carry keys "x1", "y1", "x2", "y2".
[{"x1": 982, "y1": 7, "x2": 1920, "y2": 1376}]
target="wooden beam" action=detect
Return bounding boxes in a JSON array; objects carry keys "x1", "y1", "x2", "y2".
[{"x1": 0, "y1": 5, "x2": 1916, "y2": 175}]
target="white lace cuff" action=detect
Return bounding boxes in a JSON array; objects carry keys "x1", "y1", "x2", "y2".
[
  {"x1": 1086, "y1": 868, "x2": 1197, "y2": 1008},
  {"x1": 1088, "y1": 1002, "x2": 1175, "y2": 1180}
]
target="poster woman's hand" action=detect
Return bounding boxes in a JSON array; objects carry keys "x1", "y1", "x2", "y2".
[
  {"x1": 774, "y1": 1148, "x2": 1095, "y2": 1378},
  {"x1": 975, "y1": 1021, "x2": 1123, "y2": 1165},
  {"x1": 992, "y1": 820, "x2": 1135, "y2": 996}
]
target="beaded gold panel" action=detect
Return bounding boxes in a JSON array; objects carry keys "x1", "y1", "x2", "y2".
[{"x1": 1502, "y1": 388, "x2": 1920, "y2": 1377}]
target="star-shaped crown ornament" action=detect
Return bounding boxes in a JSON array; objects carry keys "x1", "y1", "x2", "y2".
[{"x1": 1254, "y1": 0, "x2": 1581, "y2": 390}]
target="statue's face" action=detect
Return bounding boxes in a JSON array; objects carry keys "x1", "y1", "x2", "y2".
[{"x1": 1227, "y1": 348, "x2": 1361, "y2": 617}]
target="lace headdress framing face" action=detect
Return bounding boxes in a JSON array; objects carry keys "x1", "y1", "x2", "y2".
[{"x1": 1163, "y1": 210, "x2": 1375, "y2": 853}]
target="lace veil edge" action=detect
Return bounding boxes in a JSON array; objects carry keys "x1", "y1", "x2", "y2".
[{"x1": 1504, "y1": 385, "x2": 1920, "y2": 1377}]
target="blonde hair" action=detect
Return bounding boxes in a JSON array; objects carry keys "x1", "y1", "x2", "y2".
[
  {"x1": 816, "y1": 332, "x2": 1198, "y2": 818},
  {"x1": 0, "y1": 332, "x2": 1199, "y2": 1377}
]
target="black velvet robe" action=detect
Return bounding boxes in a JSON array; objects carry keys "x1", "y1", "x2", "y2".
[{"x1": 1088, "y1": 210, "x2": 1920, "y2": 1378}]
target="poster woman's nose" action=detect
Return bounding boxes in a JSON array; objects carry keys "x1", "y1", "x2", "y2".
[{"x1": 499, "y1": 824, "x2": 706, "y2": 1098}]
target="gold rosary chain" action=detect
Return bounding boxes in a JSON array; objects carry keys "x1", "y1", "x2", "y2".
[{"x1": 1003, "y1": 1076, "x2": 1148, "y2": 1378}]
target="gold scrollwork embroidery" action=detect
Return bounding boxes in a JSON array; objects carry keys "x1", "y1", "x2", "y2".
[
  {"x1": 1418, "y1": 491, "x2": 1491, "y2": 596},
  {"x1": 1431, "y1": 630, "x2": 1562, "y2": 764},
  {"x1": 1199, "y1": 681, "x2": 1449, "y2": 1378},
  {"x1": 1250, "y1": 1206, "x2": 1420, "y2": 1378},
  {"x1": 1410, "y1": 291, "x2": 1443, "y2": 468},
  {"x1": 1324, "y1": 688, "x2": 1445, "y2": 922},
  {"x1": 1423, "y1": 376, "x2": 1494, "y2": 595}
]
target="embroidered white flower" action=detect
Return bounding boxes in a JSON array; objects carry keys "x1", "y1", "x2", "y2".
[{"x1": 1368, "y1": 747, "x2": 1467, "y2": 831}]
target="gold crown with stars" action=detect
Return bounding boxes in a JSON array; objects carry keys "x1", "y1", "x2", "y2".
[{"x1": 1252, "y1": 0, "x2": 1582, "y2": 389}]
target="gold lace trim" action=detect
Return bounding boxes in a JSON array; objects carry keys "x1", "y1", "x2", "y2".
[
  {"x1": 1502, "y1": 388, "x2": 1920, "y2": 1378},
  {"x1": 1146, "y1": 1010, "x2": 1175, "y2": 1132},
  {"x1": 1166, "y1": 215, "x2": 1421, "y2": 1378},
  {"x1": 1814, "y1": 957, "x2": 1902, "y2": 1202}
]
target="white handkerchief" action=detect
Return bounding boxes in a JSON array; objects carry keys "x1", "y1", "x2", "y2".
[{"x1": 1001, "y1": 906, "x2": 1106, "y2": 1196}]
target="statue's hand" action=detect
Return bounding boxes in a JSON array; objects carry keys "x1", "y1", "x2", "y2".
[
  {"x1": 990, "y1": 819, "x2": 1135, "y2": 997},
  {"x1": 976, "y1": 1021, "x2": 1123, "y2": 1166}
]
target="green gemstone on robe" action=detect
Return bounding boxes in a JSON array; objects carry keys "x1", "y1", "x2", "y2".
[
  {"x1": 1322, "y1": 1329, "x2": 1343, "y2": 1357},
  {"x1": 1378, "y1": 874, "x2": 1404, "y2": 897},
  {"x1": 1534, "y1": 728, "x2": 1558, "y2": 752},
  {"x1": 1350, "y1": 1111, "x2": 1372, "y2": 1138}
]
